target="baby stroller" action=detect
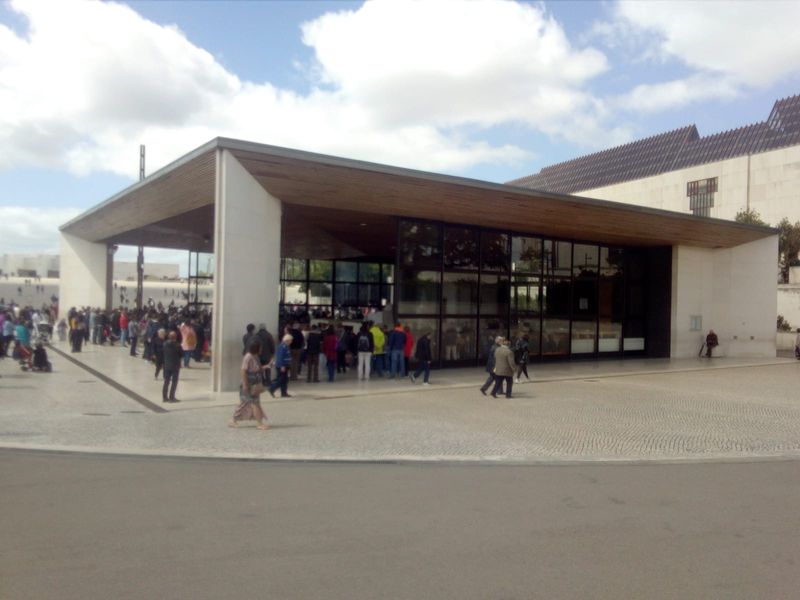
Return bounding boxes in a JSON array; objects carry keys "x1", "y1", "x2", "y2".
[{"x1": 37, "y1": 323, "x2": 53, "y2": 343}]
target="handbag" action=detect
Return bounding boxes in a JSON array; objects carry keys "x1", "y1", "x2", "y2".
[{"x1": 247, "y1": 370, "x2": 264, "y2": 396}]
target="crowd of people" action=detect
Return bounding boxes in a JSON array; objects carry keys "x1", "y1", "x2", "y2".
[
  {"x1": 62, "y1": 305, "x2": 212, "y2": 403},
  {"x1": 0, "y1": 302, "x2": 55, "y2": 372}
]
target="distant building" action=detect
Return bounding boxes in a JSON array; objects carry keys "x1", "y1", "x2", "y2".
[
  {"x1": 0, "y1": 254, "x2": 60, "y2": 278},
  {"x1": 0, "y1": 254, "x2": 180, "y2": 280},
  {"x1": 511, "y1": 94, "x2": 800, "y2": 225}
]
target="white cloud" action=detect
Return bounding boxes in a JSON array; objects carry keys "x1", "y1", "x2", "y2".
[
  {"x1": 0, "y1": 206, "x2": 82, "y2": 253},
  {"x1": 606, "y1": 0, "x2": 800, "y2": 112},
  {"x1": 0, "y1": 0, "x2": 617, "y2": 179}
]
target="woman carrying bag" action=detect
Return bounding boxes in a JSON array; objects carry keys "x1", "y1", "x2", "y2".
[{"x1": 229, "y1": 339, "x2": 270, "y2": 430}]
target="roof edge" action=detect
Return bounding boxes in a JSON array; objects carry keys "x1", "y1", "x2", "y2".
[{"x1": 60, "y1": 138, "x2": 222, "y2": 232}]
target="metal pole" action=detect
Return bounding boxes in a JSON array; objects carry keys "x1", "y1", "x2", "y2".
[{"x1": 136, "y1": 145, "x2": 145, "y2": 311}]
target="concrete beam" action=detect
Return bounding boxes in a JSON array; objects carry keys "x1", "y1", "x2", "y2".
[
  {"x1": 59, "y1": 232, "x2": 111, "y2": 316},
  {"x1": 211, "y1": 149, "x2": 282, "y2": 392}
]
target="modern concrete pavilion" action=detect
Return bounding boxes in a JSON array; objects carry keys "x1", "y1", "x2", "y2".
[{"x1": 59, "y1": 138, "x2": 778, "y2": 391}]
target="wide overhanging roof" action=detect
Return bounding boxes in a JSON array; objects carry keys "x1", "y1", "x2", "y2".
[{"x1": 60, "y1": 137, "x2": 777, "y2": 256}]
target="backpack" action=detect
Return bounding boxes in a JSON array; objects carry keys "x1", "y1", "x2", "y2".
[{"x1": 357, "y1": 333, "x2": 370, "y2": 352}]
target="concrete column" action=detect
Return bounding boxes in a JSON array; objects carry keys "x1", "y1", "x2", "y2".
[
  {"x1": 212, "y1": 149, "x2": 282, "y2": 392},
  {"x1": 670, "y1": 235, "x2": 777, "y2": 358},
  {"x1": 58, "y1": 231, "x2": 111, "y2": 317}
]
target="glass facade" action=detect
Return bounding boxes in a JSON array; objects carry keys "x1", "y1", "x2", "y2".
[
  {"x1": 395, "y1": 219, "x2": 649, "y2": 367},
  {"x1": 278, "y1": 220, "x2": 654, "y2": 367},
  {"x1": 279, "y1": 259, "x2": 394, "y2": 329}
]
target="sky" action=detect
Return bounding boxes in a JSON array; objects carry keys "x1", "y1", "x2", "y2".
[{"x1": 1, "y1": 0, "x2": 800, "y2": 265}]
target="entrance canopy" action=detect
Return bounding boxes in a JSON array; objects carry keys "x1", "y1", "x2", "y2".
[{"x1": 60, "y1": 137, "x2": 776, "y2": 259}]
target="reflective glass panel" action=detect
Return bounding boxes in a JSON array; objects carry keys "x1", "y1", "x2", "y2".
[
  {"x1": 572, "y1": 279, "x2": 597, "y2": 316},
  {"x1": 571, "y1": 320, "x2": 597, "y2": 354},
  {"x1": 444, "y1": 227, "x2": 479, "y2": 269},
  {"x1": 398, "y1": 269, "x2": 441, "y2": 314},
  {"x1": 282, "y1": 258, "x2": 307, "y2": 280},
  {"x1": 511, "y1": 314, "x2": 540, "y2": 358},
  {"x1": 309, "y1": 260, "x2": 332, "y2": 281},
  {"x1": 399, "y1": 221, "x2": 442, "y2": 268},
  {"x1": 335, "y1": 261, "x2": 358, "y2": 282},
  {"x1": 543, "y1": 240, "x2": 571, "y2": 277},
  {"x1": 358, "y1": 284, "x2": 381, "y2": 305},
  {"x1": 599, "y1": 278, "x2": 624, "y2": 321},
  {"x1": 598, "y1": 319, "x2": 622, "y2": 352},
  {"x1": 480, "y1": 274, "x2": 510, "y2": 316},
  {"x1": 542, "y1": 278, "x2": 570, "y2": 316},
  {"x1": 334, "y1": 283, "x2": 359, "y2": 305},
  {"x1": 442, "y1": 272, "x2": 478, "y2": 314},
  {"x1": 402, "y1": 318, "x2": 440, "y2": 361},
  {"x1": 600, "y1": 247, "x2": 624, "y2": 277},
  {"x1": 478, "y1": 318, "x2": 508, "y2": 362},
  {"x1": 627, "y1": 284, "x2": 644, "y2": 317},
  {"x1": 382, "y1": 264, "x2": 395, "y2": 284},
  {"x1": 542, "y1": 318, "x2": 570, "y2": 356},
  {"x1": 441, "y1": 318, "x2": 477, "y2": 361},
  {"x1": 358, "y1": 263, "x2": 380, "y2": 282},
  {"x1": 308, "y1": 282, "x2": 332, "y2": 304},
  {"x1": 512, "y1": 276, "x2": 541, "y2": 313},
  {"x1": 627, "y1": 252, "x2": 645, "y2": 281},
  {"x1": 481, "y1": 232, "x2": 510, "y2": 272},
  {"x1": 512, "y1": 237, "x2": 542, "y2": 274},
  {"x1": 282, "y1": 281, "x2": 306, "y2": 304},
  {"x1": 573, "y1": 244, "x2": 599, "y2": 278}
]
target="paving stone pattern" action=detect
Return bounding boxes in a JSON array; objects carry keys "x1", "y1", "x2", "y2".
[{"x1": 2, "y1": 346, "x2": 800, "y2": 462}]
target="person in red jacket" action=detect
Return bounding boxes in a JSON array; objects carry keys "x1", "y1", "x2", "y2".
[
  {"x1": 119, "y1": 310, "x2": 129, "y2": 347},
  {"x1": 403, "y1": 325, "x2": 414, "y2": 376}
]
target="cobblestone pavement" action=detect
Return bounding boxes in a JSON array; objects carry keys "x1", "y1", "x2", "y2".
[{"x1": 2, "y1": 346, "x2": 800, "y2": 463}]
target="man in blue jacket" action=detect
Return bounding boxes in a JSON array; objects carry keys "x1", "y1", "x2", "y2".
[
  {"x1": 386, "y1": 322, "x2": 407, "y2": 379},
  {"x1": 269, "y1": 334, "x2": 294, "y2": 398}
]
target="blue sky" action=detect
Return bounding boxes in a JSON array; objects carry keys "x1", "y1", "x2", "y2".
[{"x1": 1, "y1": 0, "x2": 800, "y2": 261}]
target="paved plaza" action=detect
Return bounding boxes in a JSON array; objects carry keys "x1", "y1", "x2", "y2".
[{"x1": 2, "y1": 340, "x2": 800, "y2": 463}]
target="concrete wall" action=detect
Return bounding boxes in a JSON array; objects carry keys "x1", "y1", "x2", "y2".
[
  {"x1": 58, "y1": 232, "x2": 110, "y2": 316},
  {"x1": 579, "y1": 145, "x2": 800, "y2": 225},
  {"x1": 212, "y1": 149, "x2": 282, "y2": 392},
  {"x1": 671, "y1": 236, "x2": 777, "y2": 357}
]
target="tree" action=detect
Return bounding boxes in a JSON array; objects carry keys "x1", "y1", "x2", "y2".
[
  {"x1": 777, "y1": 218, "x2": 800, "y2": 283},
  {"x1": 734, "y1": 208, "x2": 768, "y2": 226}
]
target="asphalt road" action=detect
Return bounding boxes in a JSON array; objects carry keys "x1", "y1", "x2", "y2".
[{"x1": 2, "y1": 451, "x2": 799, "y2": 600}]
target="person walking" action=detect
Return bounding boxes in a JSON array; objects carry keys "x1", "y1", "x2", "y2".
[
  {"x1": 409, "y1": 330, "x2": 432, "y2": 385},
  {"x1": 514, "y1": 334, "x2": 530, "y2": 383},
  {"x1": 705, "y1": 329, "x2": 719, "y2": 358},
  {"x1": 480, "y1": 336, "x2": 503, "y2": 396},
  {"x1": 305, "y1": 324, "x2": 322, "y2": 383},
  {"x1": 268, "y1": 334, "x2": 293, "y2": 398},
  {"x1": 491, "y1": 338, "x2": 517, "y2": 398},
  {"x1": 323, "y1": 326, "x2": 338, "y2": 382},
  {"x1": 229, "y1": 339, "x2": 269, "y2": 430},
  {"x1": 242, "y1": 323, "x2": 256, "y2": 355},
  {"x1": 356, "y1": 323, "x2": 374, "y2": 380},
  {"x1": 162, "y1": 331, "x2": 182, "y2": 402},
  {"x1": 152, "y1": 328, "x2": 166, "y2": 380}
]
